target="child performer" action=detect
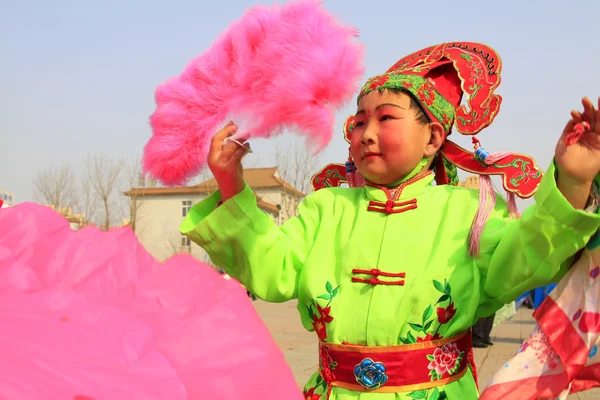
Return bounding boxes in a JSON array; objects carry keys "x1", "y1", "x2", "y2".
[{"x1": 182, "y1": 42, "x2": 600, "y2": 399}]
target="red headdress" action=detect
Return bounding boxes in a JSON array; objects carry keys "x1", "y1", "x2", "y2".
[{"x1": 311, "y1": 42, "x2": 544, "y2": 256}]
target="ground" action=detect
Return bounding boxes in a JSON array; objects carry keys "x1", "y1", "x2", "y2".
[{"x1": 253, "y1": 300, "x2": 600, "y2": 399}]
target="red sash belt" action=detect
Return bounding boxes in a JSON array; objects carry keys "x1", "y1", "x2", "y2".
[{"x1": 319, "y1": 331, "x2": 472, "y2": 393}]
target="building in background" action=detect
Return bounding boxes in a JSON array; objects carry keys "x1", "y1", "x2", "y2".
[
  {"x1": 125, "y1": 171, "x2": 491, "y2": 263},
  {"x1": 125, "y1": 167, "x2": 305, "y2": 263},
  {"x1": 45, "y1": 205, "x2": 86, "y2": 230},
  {"x1": 0, "y1": 190, "x2": 14, "y2": 208},
  {"x1": 0, "y1": 189, "x2": 85, "y2": 229},
  {"x1": 457, "y1": 175, "x2": 479, "y2": 190}
]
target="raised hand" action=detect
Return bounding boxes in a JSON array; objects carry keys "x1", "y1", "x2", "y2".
[
  {"x1": 208, "y1": 122, "x2": 251, "y2": 202},
  {"x1": 555, "y1": 97, "x2": 600, "y2": 209}
]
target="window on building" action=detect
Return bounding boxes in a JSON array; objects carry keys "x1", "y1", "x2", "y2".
[
  {"x1": 182, "y1": 200, "x2": 192, "y2": 217},
  {"x1": 181, "y1": 234, "x2": 191, "y2": 248}
]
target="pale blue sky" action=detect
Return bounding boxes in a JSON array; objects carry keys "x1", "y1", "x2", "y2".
[{"x1": 2, "y1": 0, "x2": 599, "y2": 203}]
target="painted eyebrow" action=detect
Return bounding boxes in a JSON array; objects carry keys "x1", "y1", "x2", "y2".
[{"x1": 355, "y1": 103, "x2": 407, "y2": 115}]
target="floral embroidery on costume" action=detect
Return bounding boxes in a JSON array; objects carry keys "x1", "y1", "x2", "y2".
[
  {"x1": 426, "y1": 342, "x2": 465, "y2": 380},
  {"x1": 357, "y1": 74, "x2": 456, "y2": 133},
  {"x1": 417, "y1": 83, "x2": 437, "y2": 106},
  {"x1": 441, "y1": 157, "x2": 459, "y2": 186},
  {"x1": 304, "y1": 347, "x2": 338, "y2": 400},
  {"x1": 303, "y1": 282, "x2": 340, "y2": 399},
  {"x1": 306, "y1": 281, "x2": 339, "y2": 341},
  {"x1": 303, "y1": 387, "x2": 321, "y2": 400},
  {"x1": 399, "y1": 279, "x2": 457, "y2": 344}
]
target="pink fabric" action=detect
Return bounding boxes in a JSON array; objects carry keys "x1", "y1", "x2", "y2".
[
  {"x1": 143, "y1": 0, "x2": 364, "y2": 186},
  {"x1": 469, "y1": 175, "x2": 495, "y2": 257},
  {"x1": 480, "y1": 237, "x2": 600, "y2": 399},
  {"x1": 0, "y1": 203, "x2": 303, "y2": 400}
]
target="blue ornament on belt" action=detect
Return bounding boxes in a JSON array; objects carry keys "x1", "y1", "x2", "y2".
[{"x1": 354, "y1": 358, "x2": 389, "y2": 390}]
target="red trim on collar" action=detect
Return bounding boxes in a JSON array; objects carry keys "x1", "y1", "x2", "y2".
[{"x1": 365, "y1": 172, "x2": 432, "y2": 214}]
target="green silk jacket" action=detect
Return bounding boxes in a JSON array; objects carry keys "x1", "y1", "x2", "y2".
[{"x1": 182, "y1": 163, "x2": 600, "y2": 399}]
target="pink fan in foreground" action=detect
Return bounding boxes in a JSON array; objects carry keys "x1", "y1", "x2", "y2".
[
  {"x1": 0, "y1": 203, "x2": 303, "y2": 400},
  {"x1": 143, "y1": 0, "x2": 364, "y2": 186}
]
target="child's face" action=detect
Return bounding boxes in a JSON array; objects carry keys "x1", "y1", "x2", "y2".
[{"x1": 351, "y1": 90, "x2": 432, "y2": 185}]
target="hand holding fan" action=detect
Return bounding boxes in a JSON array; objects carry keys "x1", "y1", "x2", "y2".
[{"x1": 143, "y1": 0, "x2": 364, "y2": 186}]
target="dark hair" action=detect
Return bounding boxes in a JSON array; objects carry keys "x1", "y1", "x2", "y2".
[{"x1": 378, "y1": 87, "x2": 431, "y2": 126}]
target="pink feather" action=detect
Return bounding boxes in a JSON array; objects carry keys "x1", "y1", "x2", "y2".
[{"x1": 143, "y1": 0, "x2": 364, "y2": 186}]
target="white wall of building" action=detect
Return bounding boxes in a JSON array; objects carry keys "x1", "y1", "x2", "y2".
[
  {"x1": 0, "y1": 190, "x2": 14, "y2": 207},
  {"x1": 133, "y1": 189, "x2": 283, "y2": 263}
]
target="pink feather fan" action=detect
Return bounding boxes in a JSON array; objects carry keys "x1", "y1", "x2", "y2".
[{"x1": 143, "y1": 0, "x2": 364, "y2": 186}]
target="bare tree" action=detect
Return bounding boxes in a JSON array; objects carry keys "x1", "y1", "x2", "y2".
[
  {"x1": 77, "y1": 176, "x2": 98, "y2": 226},
  {"x1": 242, "y1": 149, "x2": 263, "y2": 169},
  {"x1": 165, "y1": 231, "x2": 186, "y2": 259},
  {"x1": 163, "y1": 224, "x2": 216, "y2": 267},
  {"x1": 123, "y1": 154, "x2": 157, "y2": 233},
  {"x1": 33, "y1": 164, "x2": 77, "y2": 211},
  {"x1": 274, "y1": 136, "x2": 321, "y2": 218},
  {"x1": 163, "y1": 223, "x2": 193, "y2": 261},
  {"x1": 186, "y1": 166, "x2": 220, "y2": 195},
  {"x1": 83, "y1": 153, "x2": 123, "y2": 230}
]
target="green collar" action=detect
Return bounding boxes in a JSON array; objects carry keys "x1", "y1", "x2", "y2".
[{"x1": 365, "y1": 172, "x2": 434, "y2": 202}]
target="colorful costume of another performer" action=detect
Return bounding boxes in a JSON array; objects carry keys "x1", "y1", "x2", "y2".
[
  {"x1": 182, "y1": 42, "x2": 600, "y2": 399},
  {"x1": 480, "y1": 192, "x2": 600, "y2": 399}
]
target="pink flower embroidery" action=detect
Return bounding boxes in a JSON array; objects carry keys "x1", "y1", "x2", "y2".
[
  {"x1": 426, "y1": 343, "x2": 464, "y2": 380},
  {"x1": 526, "y1": 329, "x2": 560, "y2": 369}
]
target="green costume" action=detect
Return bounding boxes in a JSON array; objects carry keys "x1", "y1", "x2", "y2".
[
  {"x1": 182, "y1": 42, "x2": 600, "y2": 399},
  {"x1": 182, "y1": 163, "x2": 599, "y2": 399}
]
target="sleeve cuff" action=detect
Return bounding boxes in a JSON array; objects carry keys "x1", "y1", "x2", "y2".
[
  {"x1": 534, "y1": 161, "x2": 600, "y2": 231},
  {"x1": 180, "y1": 183, "x2": 264, "y2": 244},
  {"x1": 180, "y1": 190, "x2": 223, "y2": 235}
]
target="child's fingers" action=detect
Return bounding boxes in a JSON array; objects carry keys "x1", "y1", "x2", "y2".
[
  {"x1": 563, "y1": 110, "x2": 583, "y2": 134},
  {"x1": 222, "y1": 138, "x2": 251, "y2": 163},
  {"x1": 229, "y1": 143, "x2": 252, "y2": 163},
  {"x1": 210, "y1": 123, "x2": 237, "y2": 156},
  {"x1": 582, "y1": 97, "x2": 596, "y2": 126},
  {"x1": 561, "y1": 118, "x2": 576, "y2": 141},
  {"x1": 220, "y1": 139, "x2": 241, "y2": 161}
]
